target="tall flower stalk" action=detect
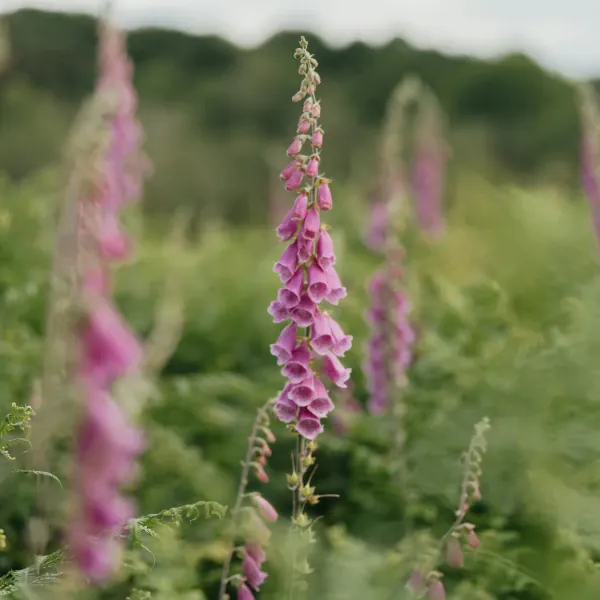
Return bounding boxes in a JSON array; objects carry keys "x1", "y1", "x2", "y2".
[
  {"x1": 406, "y1": 418, "x2": 490, "y2": 599},
  {"x1": 578, "y1": 83, "x2": 600, "y2": 253},
  {"x1": 268, "y1": 36, "x2": 350, "y2": 597},
  {"x1": 34, "y1": 16, "x2": 150, "y2": 583},
  {"x1": 218, "y1": 398, "x2": 278, "y2": 600},
  {"x1": 363, "y1": 79, "x2": 418, "y2": 423},
  {"x1": 411, "y1": 90, "x2": 449, "y2": 240}
]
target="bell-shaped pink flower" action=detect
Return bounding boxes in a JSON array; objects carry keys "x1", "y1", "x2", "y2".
[
  {"x1": 406, "y1": 570, "x2": 426, "y2": 595},
  {"x1": 287, "y1": 137, "x2": 303, "y2": 157},
  {"x1": 328, "y1": 317, "x2": 352, "y2": 356},
  {"x1": 297, "y1": 119, "x2": 311, "y2": 134},
  {"x1": 238, "y1": 583, "x2": 255, "y2": 600},
  {"x1": 308, "y1": 378, "x2": 334, "y2": 417},
  {"x1": 71, "y1": 536, "x2": 119, "y2": 583},
  {"x1": 297, "y1": 234, "x2": 314, "y2": 263},
  {"x1": 285, "y1": 167, "x2": 304, "y2": 191},
  {"x1": 81, "y1": 301, "x2": 142, "y2": 386},
  {"x1": 277, "y1": 268, "x2": 304, "y2": 308},
  {"x1": 270, "y1": 322, "x2": 298, "y2": 365},
  {"x1": 316, "y1": 228, "x2": 335, "y2": 270},
  {"x1": 312, "y1": 130, "x2": 323, "y2": 148},
  {"x1": 98, "y1": 212, "x2": 131, "y2": 260},
  {"x1": 325, "y1": 267, "x2": 347, "y2": 305},
  {"x1": 281, "y1": 343, "x2": 311, "y2": 384},
  {"x1": 289, "y1": 375, "x2": 316, "y2": 407},
  {"x1": 276, "y1": 212, "x2": 298, "y2": 241},
  {"x1": 253, "y1": 495, "x2": 278, "y2": 523},
  {"x1": 306, "y1": 157, "x2": 319, "y2": 178},
  {"x1": 268, "y1": 300, "x2": 289, "y2": 323},
  {"x1": 302, "y1": 205, "x2": 320, "y2": 240},
  {"x1": 323, "y1": 352, "x2": 351, "y2": 388},
  {"x1": 243, "y1": 554, "x2": 267, "y2": 591},
  {"x1": 310, "y1": 310, "x2": 334, "y2": 355},
  {"x1": 246, "y1": 543, "x2": 266, "y2": 565},
  {"x1": 296, "y1": 407, "x2": 323, "y2": 439},
  {"x1": 280, "y1": 159, "x2": 300, "y2": 181},
  {"x1": 273, "y1": 241, "x2": 299, "y2": 283},
  {"x1": 307, "y1": 263, "x2": 329, "y2": 303},
  {"x1": 274, "y1": 397, "x2": 297, "y2": 423},
  {"x1": 289, "y1": 293, "x2": 316, "y2": 327},
  {"x1": 317, "y1": 183, "x2": 332, "y2": 211},
  {"x1": 291, "y1": 193, "x2": 308, "y2": 222}
]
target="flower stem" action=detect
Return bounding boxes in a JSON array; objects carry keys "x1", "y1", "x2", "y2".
[{"x1": 218, "y1": 397, "x2": 274, "y2": 600}]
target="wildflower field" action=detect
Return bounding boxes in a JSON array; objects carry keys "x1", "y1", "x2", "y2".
[{"x1": 2, "y1": 7, "x2": 600, "y2": 600}]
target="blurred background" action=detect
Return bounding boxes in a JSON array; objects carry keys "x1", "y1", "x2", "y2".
[{"x1": 2, "y1": 1, "x2": 600, "y2": 599}]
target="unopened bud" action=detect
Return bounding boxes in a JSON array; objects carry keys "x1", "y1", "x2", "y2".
[
  {"x1": 446, "y1": 537, "x2": 464, "y2": 568},
  {"x1": 311, "y1": 103, "x2": 321, "y2": 118},
  {"x1": 300, "y1": 485, "x2": 315, "y2": 497},
  {"x1": 312, "y1": 129, "x2": 323, "y2": 148},
  {"x1": 406, "y1": 570, "x2": 426, "y2": 595},
  {"x1": 472, "y1": 488, "x2": 482, "y2": 501},
  {"x1": 257, "y1": 455, "x2": 267, "y2": 466},
  {"x1": 303, "y1": 99, "x2": 313, "y2": 112},
  {"x1": 302, "y1": 454, "x2": 315, "y2": 467},
  {"x1": 294, "y1": 48, "x2": 303, "y2": 58},
  {"x1": 427, "y1": 580, "x2": 446, "y2": 600},
  {"x1": 292, "y1": 91, "x2": 304, "y2": 102},
  {"x1": 299, "y1": 64, "x2": 307, "y2": 75},
  {"x1": 297, "y1": 119, "x2": 311, "y2": 134},
  {"x1": 466, "y1": 531, "x2": 480, "y2": 550},
  {"x1": 263, "y1": 428, "x2": 276, "y2": 443},
  {"x1": 295, "y1": 513, "x2": 309, "y2": 527},
  {"x1": 254, "y1": 465, "x2": 269, "y2": 483}
]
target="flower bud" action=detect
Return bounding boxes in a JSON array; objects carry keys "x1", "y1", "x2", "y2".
[
  {"x1": 446, "y1": 537, "x2": 464, "y2": 568},
  {"x1": 427, "y1": 580, "x2": 446, "y2": 600},
  {"x1": 306, "y1": 157, "x2": 319, "y2": 178},
  {"x1": 303, "y1": 99, "x2": 313, "y2": 113},
  {"x1": 280, "y1": 159, "x2": 300, "y2": 181},
  {"x1": 312, "y1": 130, "x2": 323, "y2": 148},
  {"x1": 254, "y1": 465, "x2": 269, "y2": 483},
  {"x1": 285, "y1": 168, "x2": 304, "y2": 191},
  {"x1": 317, "y1": 183, "x2": 332, "y2": 210},
  {"x1": 311, "y1": 103, "x2": 321, "y2": 118},
  {"x1": 406, "y1": 570, "x2": 426, "y2": 595},
  {"x1": 466, "y1": 531, "x2": 480, "y2": 549},
  {"x1": 263, "y1": 428, "x2": 276, "y2": 443},
  {"x1": 257, "y1": 455, "x2": 267, "y2": 466},
  {"x1": 292, "y1": 91, "x2": 304, "y2": 102},
  {"x1": 287, "y1": 137, "x2": 303, "y2": 157},
  {"x1": 297, "y1": 119, "x2": 311, "y2": 134},
  {"x1": 253, "y1": 494, "x2": 278, "y2": 523}
]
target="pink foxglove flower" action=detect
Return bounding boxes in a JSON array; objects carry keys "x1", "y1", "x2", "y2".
[
  {"x1": 269, "y1": 38, "x2": 351, "y2": 438},
  {"x1": 363, "y1": 266, "x2": 413, "y2": 414},
  {"x1": 238, "y1": 584, "x2": 255, "y2": 600},
  {"x1": 242, "y1": 554, "x2": 268, "y2": 590},
  {"x1": 69, "y1": 17, "x2": 149, "y2": 583},
  {"x1": 317, "y1": 182, "x2": 332, "y2": 211},
  {"x1": 253, "y1": 495, "x2": 278, "y2": 523}
]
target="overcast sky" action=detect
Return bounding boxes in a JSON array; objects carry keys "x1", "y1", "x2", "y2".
[{"x1": 2, "y1": 0, "x2": 600, "y2": 78}]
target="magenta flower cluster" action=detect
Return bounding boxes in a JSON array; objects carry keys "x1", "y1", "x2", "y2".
[
  {"x1": 363, "y1": 264, "x2": 414, "y2": 414},
  {"x1": 69, "y1": 22, "x2": 147, "y2": 582},
  {"x1": 238, "y1": 494, "x2": 278, "y2": 599},
  {"x1": 269, "y1": 41, "x2": 351, "y2": 439}
]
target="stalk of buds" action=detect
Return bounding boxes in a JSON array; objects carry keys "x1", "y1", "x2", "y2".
[
  {"x1": 578, "y1": 83, "x2": 600, "y2": 253},
  {"x1": 411, "y1": 90, "x2": 449, "y2": 240},
  {"x1": 269, "y1": 36, "x2": 347, "y2": 596},
  {"x1": 406, "y1": 417, "x2": 490, "y2": 599},
  {"x1": 218, "y1": 399, "x2": 279, "y2": 600}
]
